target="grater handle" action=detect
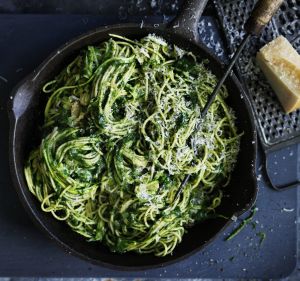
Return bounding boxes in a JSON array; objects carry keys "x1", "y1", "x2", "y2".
[
  {"x1": 265, "y1": 170, "x2": 300, "y2": 190},
  {"x1": 265, "y1": 152, "x2": 300, "y2": 191},
  {"x1": 244, "y1": 0, "x2": 284, "y2": 36}
]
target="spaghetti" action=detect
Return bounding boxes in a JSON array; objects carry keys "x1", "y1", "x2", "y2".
[{"x1": 24, "y1": 34, "x2": 241, "y2": 256}]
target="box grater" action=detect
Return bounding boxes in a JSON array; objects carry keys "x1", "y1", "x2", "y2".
[{"x1": 213, "y1": 0, "x2": 300, "y2": 189}]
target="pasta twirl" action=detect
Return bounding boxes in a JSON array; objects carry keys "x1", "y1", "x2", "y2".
[{"x1": 24, "y1": 34, "x2": 241, "y2": 256}]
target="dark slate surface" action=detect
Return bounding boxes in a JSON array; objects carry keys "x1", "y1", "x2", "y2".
[
  {"x1": 0, "y1": 14, "x2": 299, "y2": 279},
  {"x1": 0, "y1": 0, "x2": 184, "y2": 16}
]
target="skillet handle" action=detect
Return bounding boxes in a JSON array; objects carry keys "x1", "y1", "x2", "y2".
[
  {"x1": 168, "y1": 0, "x2": 209, "y2": 42},
  {"x1": 9, "y1": 81, "x2": 35, "y2": 119}
]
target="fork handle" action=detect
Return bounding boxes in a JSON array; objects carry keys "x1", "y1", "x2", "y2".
[{"x1": 244, "y1": 0, "x2": 284, "y2": 35}]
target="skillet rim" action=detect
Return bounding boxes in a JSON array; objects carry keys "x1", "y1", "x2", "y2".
[{"x1": 8, "y1": 23, "x2": 258, "y2": 270}]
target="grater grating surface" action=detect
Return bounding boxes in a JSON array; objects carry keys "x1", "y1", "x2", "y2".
[{"x1": 214, "y1": 0, "x2": 300, "y2": 151}]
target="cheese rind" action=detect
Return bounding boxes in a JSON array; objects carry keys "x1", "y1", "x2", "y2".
[{"x1": 256, "y1": 36, "x2": 300, "y2": 113}]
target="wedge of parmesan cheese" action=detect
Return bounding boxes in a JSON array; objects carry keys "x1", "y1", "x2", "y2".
[{"x1": 256, "y1": 36, "x2": 300, "y2": 113}]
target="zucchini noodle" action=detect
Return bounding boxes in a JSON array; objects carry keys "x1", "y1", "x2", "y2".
[{"x1": 24, "y1": 34, "x2": 241, "y2": 256}]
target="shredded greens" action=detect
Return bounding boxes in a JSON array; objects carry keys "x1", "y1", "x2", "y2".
[
  {"x1": 256, "y1": 231, "x2": 266, "y2": 245},
  {"x1": 225, "y1": 207, "x2": 258, "y2": 241},
  {"x1": 24, "y1": 34, "x2": 241, "y2": 256}
]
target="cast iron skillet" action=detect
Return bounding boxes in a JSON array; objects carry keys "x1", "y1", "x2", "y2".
[{"x1": 8, "y1": 0, "x2": 257, "y2": 270}]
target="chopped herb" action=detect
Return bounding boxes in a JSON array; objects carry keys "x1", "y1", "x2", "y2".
[
  {"x1": 256, "y1": 232, "x2": 266, "y2": 245},
  {"x1": 225, "y1": 207, "x2": 258, "y2": 241}
]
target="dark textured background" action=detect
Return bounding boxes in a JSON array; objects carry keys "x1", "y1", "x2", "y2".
[
  {"x1": 0, "y1": 1, "x2": 299, "y2": 280},
  {"x1": 0, "y1": 0, "x2": 183, "y2": 15}
]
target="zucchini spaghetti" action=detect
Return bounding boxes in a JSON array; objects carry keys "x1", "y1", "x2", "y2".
[{"x1": 24, "y1": 34, "x2": 241, "y2": 256}]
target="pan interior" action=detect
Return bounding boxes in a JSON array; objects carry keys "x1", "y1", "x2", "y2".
[{"x1": 11, "y1": 25, "x2": 257, "y2": 268}]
